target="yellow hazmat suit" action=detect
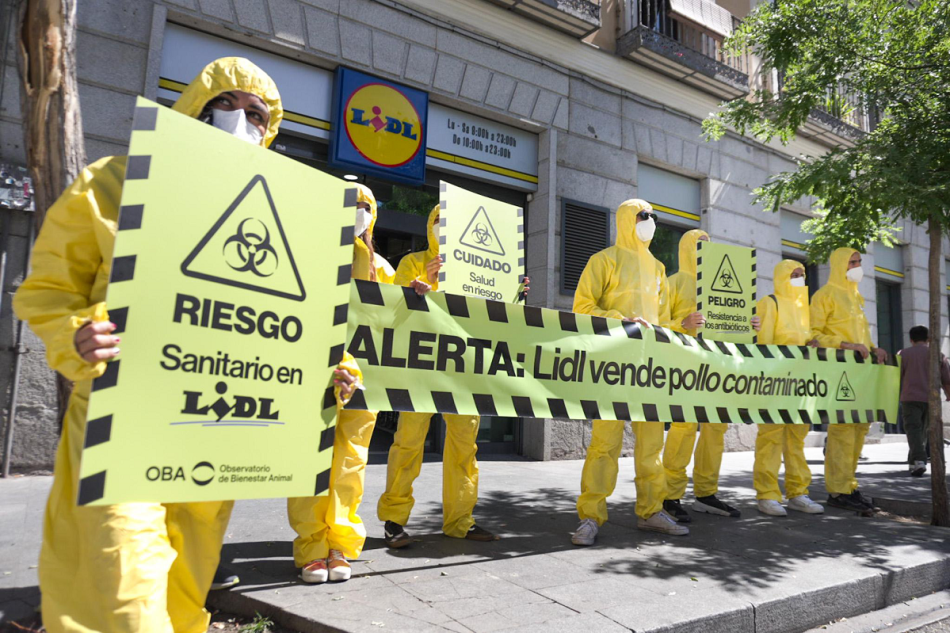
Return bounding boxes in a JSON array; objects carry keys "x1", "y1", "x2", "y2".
[
  {"x1": 286, "y1": 184, "x2": 389, "y2": 565},
  {"x1": 377, "y1": 205, "x2": 481, "y2": 538},
  {"x1": 662, "y1": 229, "x2": 728, "y2": 500},
  {"x1": 811, "y1": 247, "x2": 874, "y2": 495},
  {"x1": 574, "y1": 199, "x2": 671, "y2": 522},
  {"x1": 752, "y1": 260, "x2": 812, "y2": 501},
  {"x1": 13, "y1": 58, "x2": 283, "y2": 633}
]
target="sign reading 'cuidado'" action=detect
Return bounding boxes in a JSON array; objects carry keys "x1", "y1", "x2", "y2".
[
  {"x1": 78, "y1": 98, "x2": 354, "y2": 506},
  {"x1": 697, "y1": 241, "x2": 757, "y2": 344},
  {"x1": 438, "y1": 181, "x2": 525, "y2": 303},
  {"x1": 344, "y1": 281, "x2": 899, "y2": 424}
]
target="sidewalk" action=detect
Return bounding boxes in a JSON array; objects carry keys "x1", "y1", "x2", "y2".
[{"x1": 2, "y1": 442, "x2": 949, "y2": 633}]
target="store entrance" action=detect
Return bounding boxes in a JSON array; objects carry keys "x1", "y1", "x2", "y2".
[{"x1": 272, "y1": 133, "x2": 527, "y2": 459}]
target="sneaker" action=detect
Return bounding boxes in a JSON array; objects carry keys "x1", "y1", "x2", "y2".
[
  {"x1": 663, "y1": 499, "x2": 692, "y2": 523},
  {"x1": 461, "y1": 524, "x2": 499, "y2": 542},
  {"x1": 384, "y1": 521, "x2": 411, "y2": 549},
  {"x1": 911, "y1": 461, "x2": 926, "y2": 477},
  {"x1": 827, "y1": 493, "x2": 870, "y2": 514},
  {"x1": 756, "y1": 499, "x2": 787, "y2": 517},
  {"x1": 850, "y1": 489, "x2": 876, "y2": 510},
  {"x1": 693, "y1": 495, "x2": 741, "y2": 518},
  {"x1": 787, "y1": 495, "x2": 824, "y2": 514},
  {"x1": 572, "y1": 518, "x2": 598, "y2": 546},
  {"x1": 300, "y1": 559, "x2": 328, "y2": 584},
  {"x1": 637, "y1": 510, "x2": 689, "y2": 536},
  {"x1": 327, "y1": 549, "x2": 351, "y2": 582},
  {"x1": 209, "y1": 565, "x2": 240, "y2": 591}
]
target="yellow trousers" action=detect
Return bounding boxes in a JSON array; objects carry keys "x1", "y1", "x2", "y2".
[
  {"x1": 663, "y1": 422, "x2": 728, "y2": 499},
  {"x1": 377, "y1": 412, "x2": 480, "y2": 538},
  {"x1": 752, "y1": 425, "x2": 811, "y2": 501},
  {"x1": 577, "y1": 420, "x2": 666, "y2": 523},
  {"x1": 287, "y1": 409, "x2": 377, "y2": 566},
  {"x1": 39, "y1": 389, "x2": 232, "y2": 633},
  {"x1": 824, "y1": 423, "x2": 870, "y2": 495}
]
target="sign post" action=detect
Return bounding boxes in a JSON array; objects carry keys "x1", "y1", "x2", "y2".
[
  {"x1": 438, "y1": 181, "x2": 525, "y2": 303},
  {"x1": 78, "y1": 98, "x2": 355, "y2": 506},
  {"x1": 696, "y1": 241, "x2": 757, "y2": 344}
]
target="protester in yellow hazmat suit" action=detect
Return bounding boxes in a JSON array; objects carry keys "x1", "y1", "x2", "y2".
[
  {"x1": 752, "y1": 260, "x2": 825, "y2": 516},
  {"x1": 810, "y1": 247, "x2": 887, "y2": 513},
  {"x1": 13, "y1": 57, "x2": 285, "y2": 633},
  {"x1": 285, "y1": 183, "x2": 393, "y2": 584},
  {"x1": 662, "y1": 230, "x2": 754, "y2": 522},
  {"x1": 376, "y1": 204, "x2": 499, "y2": 548},
  {"x1": 571, "y1": 199, "x2": 688, "y2": 546}
]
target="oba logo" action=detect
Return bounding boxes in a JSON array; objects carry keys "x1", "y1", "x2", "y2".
[{"x1": 345, "y1": 83, "x2": 423, "y2": 167}]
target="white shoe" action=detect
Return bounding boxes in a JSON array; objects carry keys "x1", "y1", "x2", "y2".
[
  {"x1": 637, "y1": 510, "x2": 689, "y2": 536},
  {"x1": 327, "y1": 549, "x2": 351, "y2": 582},
  {"x1": 572, "y1": 518, "x2": 598, "y2": 546},
  {"x1": 757, "y1": 499, "x2": 787, "y2": 517},
  {"x1": 300, "y1": 559, "x2": 328, "y2": 584},
  {"x1": 911, "y1": 461, "x2": 926, "y2": 477},
  {"x1": 787, "y1": 495, "x2": 824, "y2": 514}
]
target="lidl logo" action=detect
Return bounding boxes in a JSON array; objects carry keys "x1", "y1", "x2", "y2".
[{"x1": 330, "y1": 68, "x2": 428, "y2": 185}]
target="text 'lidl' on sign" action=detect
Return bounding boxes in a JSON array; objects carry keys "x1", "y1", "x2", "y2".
[{"x1": 329, "y1": 67, "x2": 429, "y2": 185}]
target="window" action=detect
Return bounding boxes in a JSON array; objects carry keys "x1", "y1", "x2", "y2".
[
  {"x1": 875, "y1": 280, "x2": 904, "y2": 357},
  {"x1": 560, "y1": 199, "x2": 611, "y2": 294},
  {"x1": 651, "y1": 223, "x2": 688, "y2": 275}
]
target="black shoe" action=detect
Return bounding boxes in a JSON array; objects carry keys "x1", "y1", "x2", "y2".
[
  {"x1": 210, "y1": 566, "x2": 240, "y2": 591},
  {"x1": 693, "y1": 495, "x2": 741, "y2": 518},
  {"x1": 384, "y1": 521, "x2": 411, "y2": 549},
  {"x1": 850, "y1": 489, "x2": 876, "y2": 510},
  {"x1": 456, "y1": 524, "x2": 500, "y2": 542},
  {"x1": 827, "y1": 493, "x2": 871, "y2": 514},
  {"x1": 663, "y1": 499, "x2": 692, "y2": 523}
]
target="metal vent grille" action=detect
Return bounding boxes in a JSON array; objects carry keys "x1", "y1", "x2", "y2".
[{"x1": 560, "y1": 198, "x2": 610, "y2": 295}]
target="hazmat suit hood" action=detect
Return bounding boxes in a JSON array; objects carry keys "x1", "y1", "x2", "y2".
[
  {"x1": 352, "y1": 184, "x2": 379, "y2": 281},
  {"x1": 828, "y1": 247, "x2": 862, "y2": 299},
  {"x1": 757, "y1": 258, "x2": 810, "y2": 346},
  {"x1": 677, "y1": 229, "x2": 709, "y2": 278},
  {"x1": 616, "y1": 199, "x2": 655, "y2": 252},
  {"x1": 426, "y1": 204, "x2": 440, "y2": 258},
  {"x1": 172, "y1": 57, "x2": 283, "y2": 148},
  {"x1": 809, "y1": 246, "x2": 872, "y2": 349},
  {"x1": 774, "y1": 259, "x2": 806, "y2": 301}
]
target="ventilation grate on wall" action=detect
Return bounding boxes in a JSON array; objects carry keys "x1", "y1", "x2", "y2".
[{"x1": 560, "y1": 198, "x2": 611, "y2": 295}]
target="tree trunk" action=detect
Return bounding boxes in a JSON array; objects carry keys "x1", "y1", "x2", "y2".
[
  {"x1": 15, "y1": 0, "x2": 85, "y2": 427},
  {"x1": 928, "y1": 217, "x2": 949, "y2": 526}
]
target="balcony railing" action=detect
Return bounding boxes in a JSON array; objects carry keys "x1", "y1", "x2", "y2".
[
  {"x1": 617, "y1": 0, "x2": 750, "y2": 99},
  {"x1": 484, "y1": 0, "x2": 602, "y2": 37},
  {"x1": 762, "y1": 70, "x2": 875, "y2": 141}
]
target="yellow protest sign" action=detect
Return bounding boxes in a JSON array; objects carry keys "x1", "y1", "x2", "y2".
[
  {"x1": 438, "y1": 181, "x2": 525, "y2": 302},
  {"x1": 78, "y1": 97, "x2": 355, "y2": 505},
  {"x1": 697, "y1": 241, "x2": 757, "y2": 343},
  {"x1": 345, "y1": 281, "x2": 899, "y2": 425}
]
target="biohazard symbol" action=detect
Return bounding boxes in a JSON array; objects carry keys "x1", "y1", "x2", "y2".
[
  {"x1": 711, "y1": 254, "x2": 743, "y2": 295},
  {"x1": 181, "y1": 175, "x2": 306, "y2": 301},
  {"x1": 460, "y1": 206, "x2": 505, "y2": 256},
  {"x1": 836, "y1": 372, "x2": 856, "y2": 402}
]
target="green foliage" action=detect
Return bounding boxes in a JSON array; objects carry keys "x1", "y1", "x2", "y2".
[
  {"x1": 382, "y1": 185, "x2": 437, "y2": 217},
  {"x1": 240, "y1": 613, "x2": 273, "y2": 633},
  {"x1": 704, "y1": 0, "x2": 950, "y2": 262}
]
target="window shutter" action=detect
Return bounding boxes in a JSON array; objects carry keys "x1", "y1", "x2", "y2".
[{"x1": 560, "y1": 199, "x2": 611, "y2": 295}]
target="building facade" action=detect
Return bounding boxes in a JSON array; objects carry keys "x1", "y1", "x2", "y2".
[{"x1": 0, "y1": 0, "x2": 942, "y2": 469}]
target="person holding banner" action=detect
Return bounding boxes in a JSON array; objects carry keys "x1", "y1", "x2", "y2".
[
  {"x1": 752, "y1": 261, "x2": 825, "y2": 516},
  {"x1": 662, "y1": 230, "x2": 759, "y2": 522},
  {"x1": 13, "y1": 58, "x2": 283, "y2": 633},
  {"x1": 286, "y1": 184, "x2": 396, "y2": 583},
  {"x1": 377, "y1": 204, "x2": 500, "y2": 548},
  {"x1": 571, "y1": 199, "x2": 689, "y2": 545},
  {"x1": 811, "y1": 247, "x2": 887, "y2": 513}
]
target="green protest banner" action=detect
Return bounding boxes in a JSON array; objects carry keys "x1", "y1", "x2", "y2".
[
  {"x1": 438, "y1": 181, "x2": 525, "y2": 303},
  {"x1": 78, "y1": 98, "x2": 354, "y2": 506},
  {"x1": 344, "y1": 281, "x2": 899, "y2": 425},
  {"x1": 697, "y1": 241, "x2": 757, "y2": 343}
]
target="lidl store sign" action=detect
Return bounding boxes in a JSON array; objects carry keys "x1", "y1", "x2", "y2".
[{"x1": 330, "y1": 67, "x2": 428, "y2": 184}]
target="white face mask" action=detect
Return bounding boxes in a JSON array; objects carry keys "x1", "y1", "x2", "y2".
[
  {"x1": 432, "y1": 222, "x2": 440, "y2": 242},
  {"x1": 846, "y1": 266, "x2": 864, "y2": 283},
  {"x1": 212, "y1": 108, "x2": 264, "y2": 145},
  {"x1": 354, "y1": 208, "x2": 372, "y2": 238},
  {"x1": 790, "y1": 277, "x2": 806, "y2": 287},
  {"x1": 635, "y1": 218, "x2": 656, "y2": 243}
]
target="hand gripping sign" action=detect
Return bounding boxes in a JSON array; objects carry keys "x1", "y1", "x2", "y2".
[
  {"x1": 697, "y1": 241, "x2": 757, "y2": 344},
  {"x1": 78, "y1": 98, "x2": 354, "y2": 505},
  {"x1": 344, "y1": 281, "x2": 899, "y2": 425},
  {"x1": 438, "y1": 181, "x2": 525, "y2": 303}
]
